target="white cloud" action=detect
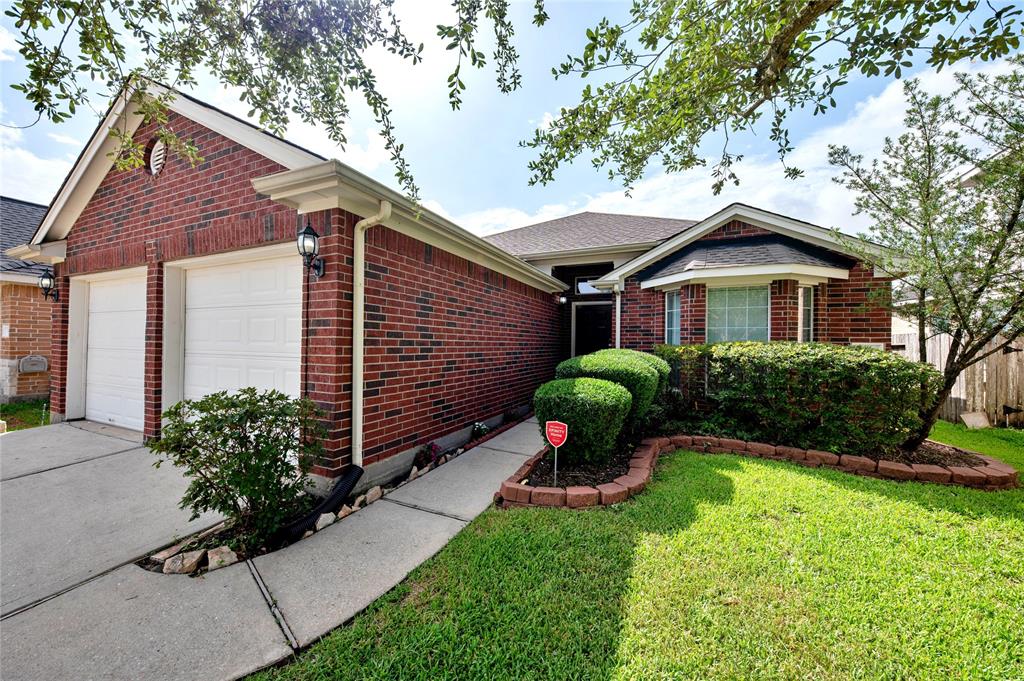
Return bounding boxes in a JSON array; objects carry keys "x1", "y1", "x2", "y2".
[
  {"x1": 0, "y1": 25, "x2": 17, "y2": 62},
  {"x1": 536, "y1": 111, "x2": 555, "y2": 131},
  {"x1": 0, "y1": 127, "x2": 72, "y2": 204},
  {"x1": 454, "y1": 59, "x2": 1015, "y2": 237},
  {"x1": 47, "y1": 132, "x2": 81, "y2": 147}
]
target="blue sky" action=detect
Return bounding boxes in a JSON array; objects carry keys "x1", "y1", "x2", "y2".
[{"x1": 0, "y1": 1, "x2": 1017, "y2": 237}]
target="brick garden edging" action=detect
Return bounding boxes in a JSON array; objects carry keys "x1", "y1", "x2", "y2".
[
  {"x1": 675, "y1": 434, "x2": 1018, "y2": 491},
  {"x1": 496, "y1": 434, "x2": 1018, "y2": 509},
  {"x1": 496, "y1": 436, "x2": 674, "y2": 509}
]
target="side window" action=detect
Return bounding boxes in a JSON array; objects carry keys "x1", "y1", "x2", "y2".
[
  {"x1": 799, "y1": 286, "x2": 814, "y2": 342},
  {"x1": 665, "y1": 290, "x2": 680, "y2": 344}
]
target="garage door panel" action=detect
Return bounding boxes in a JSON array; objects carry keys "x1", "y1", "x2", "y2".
[
  {"x1": 85, "y1": 274, "x2": 145, "y2": 430},
  {"x1": 184, "y1": 256, "x2": 301, "y2": 402}
]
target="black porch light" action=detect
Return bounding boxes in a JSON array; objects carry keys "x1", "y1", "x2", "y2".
[
  {"x1": 297, "y1": 219, "x2": 325, "y2": 278},
  {"x1": 38, "y1": 271, "x2": 58, "y2": 302}
]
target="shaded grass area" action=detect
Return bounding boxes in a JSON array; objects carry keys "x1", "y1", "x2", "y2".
[
  {"x1": 931, "y1": 420, "x2": 1024, "y2": 470},
  {"x1": 0, "y1": 399, "x2": 49, "y2": 431},
  {"x1": 256, "y1": 426, "x2": 1024, "y2": 680}
]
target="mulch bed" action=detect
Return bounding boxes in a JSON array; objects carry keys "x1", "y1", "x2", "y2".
[
  {"x1": 524, "y1": 446, "x2": 633, "y2": 488},
  {"x1": 895, "y1": 439, "x2": 985, "y2": 467}
]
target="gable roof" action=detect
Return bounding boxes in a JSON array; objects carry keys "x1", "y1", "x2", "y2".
[
  {"x1": 595, "y1": 203, "x2": 885, "y2": 289},
  {"x1": 27, "y1": 81, "x2": 324, "y2": 246},
  {"x1": 1, "y1": 197, "x2": 51, "y2": 279},
  {"x1": 638, "y1": 233, "x2": 855, "y2": 281},
  {"x1": 484, "y1": 211, "x2": 696, "y2": 258}
]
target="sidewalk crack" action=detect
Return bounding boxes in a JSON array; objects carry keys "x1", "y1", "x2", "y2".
[{"x1": 247, "y1": 559, "x2": 299, "y2": 651}]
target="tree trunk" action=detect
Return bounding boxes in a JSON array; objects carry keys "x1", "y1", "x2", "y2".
[{"x1": 902, "y1": 367, "x2": 959, "y2": 451}]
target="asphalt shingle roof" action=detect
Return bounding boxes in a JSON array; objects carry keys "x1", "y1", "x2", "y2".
[
  {"x1": 484, "y1": 211, "x2": 697, "y2": 257},
  {"x1": 639, "y1": 234, "x2": 855, "y2": 281},
  {"x1": 1, "y1": 196, "x2": 51, "y2": 278}
]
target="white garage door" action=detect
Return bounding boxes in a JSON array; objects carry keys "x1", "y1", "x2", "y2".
[
  {"x1": 85, "y1": 274, "x2": 146, "y2": 430},
  {"x1": 183, "y1": 256, "x2": 301, "y2": 401}
]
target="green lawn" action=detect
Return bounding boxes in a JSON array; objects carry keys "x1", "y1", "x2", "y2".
[
  {"x1": 256, "y1": 425, "x2": 1024, "y2": 680},
  {"x1": 0, "y1": 399, "x2": 49, "y2": 431}
]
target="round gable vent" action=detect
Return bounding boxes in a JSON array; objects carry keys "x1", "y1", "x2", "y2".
[{"x1": 145, "y1": 138, "x2": 168, "y2": 176}]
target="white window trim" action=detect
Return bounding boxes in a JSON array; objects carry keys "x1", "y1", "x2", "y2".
[
  {"x1": 665, "y1": 290, "x2": 681, "y2": 344},
  {"x1": 798, "y1": 285, "x2": 814, "y2": 342},
  {"x1": 570, "y1": 300, "x2": 613, "y2": 357},
  {"x1": 705, "y1": 284, "x2": 771, "y2": 343}
]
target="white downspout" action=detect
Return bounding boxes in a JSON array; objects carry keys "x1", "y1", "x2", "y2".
[
  {"x1": 352, "y1": 200, "x2": 392, "y2": 467},
  {"x1": 614, "y1": 283, "x2": 622, "y2": 349}
]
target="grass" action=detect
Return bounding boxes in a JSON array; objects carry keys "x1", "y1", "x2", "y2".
[
  {"x1": 255, "y1": 424, "x2": 1024, "y2": 680},
  {"x1": 0, "y1": 399, "x2": 50, "y2": 431}
]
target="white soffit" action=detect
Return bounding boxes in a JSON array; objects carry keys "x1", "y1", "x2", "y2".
[{"x1": 640, "y1": 264, "x2": 850, "y2": 290}]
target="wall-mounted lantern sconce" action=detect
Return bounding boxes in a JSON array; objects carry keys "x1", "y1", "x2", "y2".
[
  {"x1": 557, "y1": 295, "x2": 568, "y2": 304},
  {"x1": 296, "y1": 219, "x2": 325, "y2": 279},
  {"x1": 38, "y1": 272, "x2": 59, "y2": 302}
]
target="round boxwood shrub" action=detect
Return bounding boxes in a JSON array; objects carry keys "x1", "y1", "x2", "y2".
[
  {"x1": 594, "y1": 348, "x2": 671, "y2": 395},
  {"x1": 556, "y1": 352, "x2": 659, "y2": 425},
  {"x1": 533, "y1": 378, "x2": 632, "y2": 464}
]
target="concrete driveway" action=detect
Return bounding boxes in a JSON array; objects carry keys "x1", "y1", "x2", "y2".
[{"x1": 0, "y1": 422, "x2": 218, "y2": 616}]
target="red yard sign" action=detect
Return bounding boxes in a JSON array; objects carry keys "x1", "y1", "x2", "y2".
[{"x1": 545, "y1": 421, "x2": 568, "y2": 448}]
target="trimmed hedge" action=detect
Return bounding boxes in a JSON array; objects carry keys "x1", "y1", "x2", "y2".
[
  {"x1": 594, "y1": 348, "x2": 671, "y2": 396},
  {"x1": 555, "y1": 352, "x2": 659, "y2": 425},
  {"x1": 533, "y1": 378, "x2": 632, "y2": 464},
  {"x1": 654, "y1": 342, "x2": 941, "y2": 457}
]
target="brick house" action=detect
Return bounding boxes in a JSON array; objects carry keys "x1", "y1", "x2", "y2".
[
  {"x1": 487, "y1": 204, "x2": 892, "y2": 353},
  {"x1": 6, "y1": 84, "x2": 563, "y2": 489},
  {"x1": 1, "y1": 197, "x2": 52, "y2": 403},
  {"x1": 8, "y1": 84, "x2": 890, "y2": 488}
]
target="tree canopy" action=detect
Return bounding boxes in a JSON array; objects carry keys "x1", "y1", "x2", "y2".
[{"x1": 5, "y1": 0, "x2": 1022, "y2": 196}]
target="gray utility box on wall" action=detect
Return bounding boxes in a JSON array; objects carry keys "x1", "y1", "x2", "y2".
[{"x1": 18, "y1": 355, "x2": 48, "y2": 373}]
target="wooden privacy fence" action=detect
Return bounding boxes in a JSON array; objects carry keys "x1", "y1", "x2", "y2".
[{"x1": 891, "y1": 333, "x2": 1024, "y2": 426}]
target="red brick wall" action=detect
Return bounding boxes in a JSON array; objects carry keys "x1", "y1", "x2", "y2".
[
  {"x1": 615, "y1": 221, "x2": 891, "y2": 349},
  {"x1": 1, "y1": 282, "x2": 52, "y2": 399},
  {"x1": 614, "y1": 279, "x2": 664, "y2": 350},
  {"x1": 48, "y1": 109, "x2": 560, "y2": 476},
  {"x1": 360, "y1": 226, "x2": 560, "y2": 468}
]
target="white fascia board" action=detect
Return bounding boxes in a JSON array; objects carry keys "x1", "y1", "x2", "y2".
[
  {"x1": 252, "y1": 161, "x2": 567, "y2": 294},
  {"x1": 5, "y1": 241, "x2": 67, "y2": 264},
  {"x1": 31, "y1": 82, "x2": 321, "y2": 246},
  {"x1": 518, "y1": 242, "x2": 661, "y2": 263},
  {"x1": 595, "y1": 203, "x2": 886, "y2": 287},
  {"x1": 0, "y1": 272, "x2": 42, "y2": 285},
  {"x1": 640, "y1": 264, "x2": 849, "y2": 290}
]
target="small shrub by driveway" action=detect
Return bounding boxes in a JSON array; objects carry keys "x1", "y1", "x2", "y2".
[{"x1": 253, "y1": 425, "x2": 1024, "y2": 680}]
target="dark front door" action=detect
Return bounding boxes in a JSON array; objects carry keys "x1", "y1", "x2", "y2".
[{"x1": 573, "y1": 303, "x2": 613, "y2": 356}]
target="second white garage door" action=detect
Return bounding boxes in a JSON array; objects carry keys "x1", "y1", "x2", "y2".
[
  {"x1": 183, "y1": 256, "x2": 302, "y2": 401},
  {"x1": 85, "y1": 273, "x2": 146, "y2": 430}
]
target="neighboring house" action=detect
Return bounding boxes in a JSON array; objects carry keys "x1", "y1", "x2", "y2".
[
  {"x1": 488, "y1": 204, "x2": 892, "y2": 354},
  {"x1": 0, "y1": 196, "x2": 52, "y2": 403},
  {"x1": 6, "y1": 83, "x2": 563, "y2": 490}
]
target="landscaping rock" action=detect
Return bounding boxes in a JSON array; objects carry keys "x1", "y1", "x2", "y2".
[
  {"x1": 530, "y1": 486, "x2": 566, "y2": 507},
  {"x1": 407, "y1": 466, "x2": 419, "y2": 481},
  {"x1": 839, "y1": 455, "x2": 877, "y2": 473},
  {"x1": 806, "y1": 449, "x2": 840, "y2": 466},
  {"x1": 151, "y1": 541, "x2": 186, "y2": 563},
  {"x1": 302, "y1": 530, "x2": 314, "y2": 539},
  {"x1": 691, "y1": 436, "x2": 718, "y2": 451},
  {"x1": 207, "y1": 546, "x2": 239, "y2": 571},
  {"x1": 500, "y1": 481, "x2": 532, "y2": 504},
  {"x1": 337, "y1": 504, "x2": 354, "y2": 519},
  {"x1": 196, "y1": 521, "x2": 227, "y2": 541},
  {"x1": 977, "y1": 465, "x2": 1014, "y2": 487},
  {"x1": 315, "y1": 513, "x2": 336, "y2": 531},
  {"x1": 719, "y1": 438, "x2": 746, "y2": 452},
  {"x1": 565, "y1": 486, "x2": 600, "y2": 508},
  {"x1": 162, "y1": 549, "x2": 205, "y2": 575},
  {"x1": 614, "y1": 474, "x2": 646, "y2": 496},
  {"x1": 877, "y1": 460, "x2": 915, "y2": 480},
  {"x1": 911, "y1": 463, "x2": 951, "y2": 483},
  {"x1": 365, "y1": 486, "x2": 383, "y2": 504},
  {"x1": 596, "y1": 482, "x2": 628, "y2": 505},
  {"x1": 628, "y1": 466, "x2": 651, "y2": 483},
  {"x1": 438, "y1": 455, "x2": 448, "y2": 465},
  {"x1": 353, "y1": 494, "x2": 366, "y2": 509}
]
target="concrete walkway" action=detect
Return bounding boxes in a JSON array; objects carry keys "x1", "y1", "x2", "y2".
[{"x1": 0, "y1": 420, "x2": 543, "y2": 680}]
